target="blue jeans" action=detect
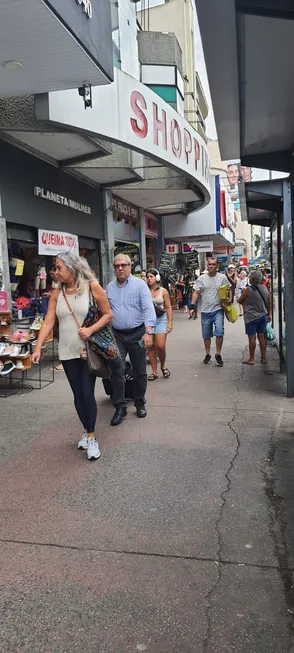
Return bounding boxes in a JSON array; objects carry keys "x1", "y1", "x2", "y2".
[{"x1": 201, "y1": 309, "x2": 224, "y2": 340}]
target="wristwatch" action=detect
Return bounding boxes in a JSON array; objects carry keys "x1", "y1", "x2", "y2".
[{"x1": 145, "y1": 329, "x2": 153, "y2": 335}]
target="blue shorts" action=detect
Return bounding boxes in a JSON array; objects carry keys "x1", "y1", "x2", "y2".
[
  {"x1": 154, "y1": 314, "x2": 168, "y2": 334},
  {"x1": 201, "y1": 309, "x2": 224, "y2": 340},
  {"x1": 245, "y1": 314, "x2": 267, "y2": 336}
]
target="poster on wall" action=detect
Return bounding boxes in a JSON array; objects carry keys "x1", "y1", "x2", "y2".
[
  {"x1": 159, "y1": 252, "x2": 177, "y2": 272},
  {"x1": 226, "y1": 162, "x2": 251, "y2": 215},
  {"x1": 114, "y1": 241, "x2": 142, "y2": 276},
  {"x1": 38, "y1": 229, "x2": 79, "y2": 256}
]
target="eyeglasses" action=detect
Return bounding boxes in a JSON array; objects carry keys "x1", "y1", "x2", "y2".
[{"x1": 113, "y1": 263, "x2": 130, "y2": 269}]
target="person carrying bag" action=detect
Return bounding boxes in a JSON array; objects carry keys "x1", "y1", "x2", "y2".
[
  {"x1": 218, "y1": 284, "x2": 238, "y2": 323},
  {"x1": 62, "y1": 284, "x2": 121, "y2": 378},
  {"x1": 32, "y1": 252, "x2": 116, "y2": 461}
]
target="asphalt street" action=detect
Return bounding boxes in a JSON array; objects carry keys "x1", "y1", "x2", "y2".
[{"x1": 1, "y1": 312, "x2": 294, "y2": 653}]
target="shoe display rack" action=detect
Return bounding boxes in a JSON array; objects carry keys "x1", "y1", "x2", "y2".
[{"x1": 0, "y1": 311, "x2": 55, "y2": 398}]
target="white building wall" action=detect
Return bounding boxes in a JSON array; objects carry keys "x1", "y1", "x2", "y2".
[
  {"x1": 165, "y1": 179, "x2": 216, "y2": 239},
  {"x1": 119, "y1": 0, "x2": 140, "y2": 79}
]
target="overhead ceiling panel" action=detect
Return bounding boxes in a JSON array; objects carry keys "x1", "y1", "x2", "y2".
[
  {"x1": 0, "y1": 0, "x2": 112, "y2": 97},
  {"x1": 4, "y1": 131, "x2": 102, "y2": 161},
  {"x1": 243, "y1": 14, "x2": 294, "y2": 155}
]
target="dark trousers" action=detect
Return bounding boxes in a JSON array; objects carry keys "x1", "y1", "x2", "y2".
[
  {"x1": 62, "y1": 358, "x2": 97, "y2": 433},
  {"x1": 111, "y1": 324, "x2": 147, "y2": 408}
]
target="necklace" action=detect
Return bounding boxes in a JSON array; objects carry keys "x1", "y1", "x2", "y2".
[{"x1": 65, "y1": 285, "x2": 77, "y2": 297}]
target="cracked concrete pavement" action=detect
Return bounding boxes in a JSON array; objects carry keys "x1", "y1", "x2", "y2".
[{"x1": 1, "y1": 313, "x2": 294, "y2": 652}]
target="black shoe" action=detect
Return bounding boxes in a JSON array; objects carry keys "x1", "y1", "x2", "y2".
[
  {"x1": 215, "y1": 354, "x2": 224, "y2": 367},
  {"x1": 203, "y1": 354, "x2": 211, "y2": 364},
  {"x1": 111, "y1": 407, "x2": 127, "y2": 426},
  {"x1": 136, "y1": 406, "x2": 147, "y2": 418}
]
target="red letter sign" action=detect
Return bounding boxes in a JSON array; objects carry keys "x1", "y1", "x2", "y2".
[
  {"x1": 170, "y1": 119, "x2": 182, "y2": 158},
  {"x1": 130, "y1": 91, "x2": 148, "y2": 139},
  {"x1": 153, "y1": 103, "x2": 167, "y2": 150},
  {"x1": 184, "y1": 129, "x2": 192, "y2": 164},
  {"x1": 194, "y1": 138, "x2": 200, "y2": 170}
]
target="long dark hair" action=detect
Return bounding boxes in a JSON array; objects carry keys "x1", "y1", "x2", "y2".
[{"x1": 146, "y1": 268, "x2": 161, "y2": 290}]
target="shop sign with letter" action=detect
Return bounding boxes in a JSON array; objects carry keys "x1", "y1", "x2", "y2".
[
  {"x1": 0, "y1": 290, "x2": 9, "y2": 312},
  {"x1": 182, "y1": 241, "x2": 213, "y2": 253},
  {"x1": 38, "y1": 229, "x2": 79, "y2": 256}
]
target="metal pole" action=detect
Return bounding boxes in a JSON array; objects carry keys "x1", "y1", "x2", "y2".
[{"x1": 283, "y1": 178, "x2": 294, "y2": 396}]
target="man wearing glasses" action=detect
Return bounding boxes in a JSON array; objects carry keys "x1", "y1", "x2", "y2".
[{"x1": 106, "y1": 254, "x2": 156, "y2": 425}]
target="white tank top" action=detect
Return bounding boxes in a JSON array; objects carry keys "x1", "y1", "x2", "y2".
[
  {"x1": 56, "y1": 284, "x2": 89, "y2": 360},
  {"x1": 152, "y1": 289, "x2": 164, "y2": 309}
]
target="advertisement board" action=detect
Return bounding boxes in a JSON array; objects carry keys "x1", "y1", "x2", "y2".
[
  {"x1": 182, "y1": 241, "x2": 213, "y2": 253},
  {"x1": 38, "y1": 229, "x2": 79, "y2": 256}
]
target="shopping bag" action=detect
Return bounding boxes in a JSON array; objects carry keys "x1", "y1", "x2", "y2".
[
  {"x1": 223, "y1": 303, "x2": 239, "y2": 323},
  {"x1": 265, "y1": 322, "x2": 276, "y2": 347},
  {"x1": 218, "y1": 284, "x2": 231, "y2": 301}
]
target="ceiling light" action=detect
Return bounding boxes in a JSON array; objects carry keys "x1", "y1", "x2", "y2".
[
  {"x1": 4, "y1": 61, "x2": 23, "y2": 71},
  {"x1": 40, "y1": 132, "x2": 55, "y2": 137},
  {"x1": 66, "y1": 147, "x2": 80, "y2": 152}
]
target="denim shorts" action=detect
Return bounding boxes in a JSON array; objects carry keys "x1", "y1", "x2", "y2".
[
  {"x1": 245, "y1": 314, "x2": 267, "y2": 336},
  {"x1": 154, "y1": 314, "x2": 168, "y2": 334},
  {"x1": 201, "y1": 309, "x2": 224, "y2": 339}
]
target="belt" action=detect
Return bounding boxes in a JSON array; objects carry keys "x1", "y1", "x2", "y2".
[{"x1": 113, "y1": 323, "x2": 144, "y2": 335}]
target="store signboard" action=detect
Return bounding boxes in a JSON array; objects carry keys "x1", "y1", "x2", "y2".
[
  {"x1": 182, "y1": 241, "x2": 213, "y2": 253},
  {"x1": 38, "y1": 229, "x2": 79, "y2": 256},
  {"x1": 0, "y1": 290, "x2": 9, "y2": 312},
  {"x1": 34, "y1": 186, "x2": 92, "y2": 214},
  {"x1": 112, "y1": 196, "x2": 139, "y2": 223},
  {"x1": 42, "y1": 68, "x2": 210, "y2": 199},
  {"x1": 145, "y1": 212, "x2": 158, "y2": 238},
  {"x1": 185, "y1": 252, "x2": 199, "y2": 268},
  {"x1": 165, "y1": 244, "x2": 180, "y2": 254},
  {"x1": 159, "y1": 252, "x2": 177, "y2": 270}
]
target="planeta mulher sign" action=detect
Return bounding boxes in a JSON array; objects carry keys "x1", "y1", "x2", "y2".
[{"x1": 34, "y1": 186, "x2": 92, "y2": 215}]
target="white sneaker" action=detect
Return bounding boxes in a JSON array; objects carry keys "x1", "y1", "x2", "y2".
[
  {"x1": 77, "y1": 433, "x2": 88, "y2": 449},
  {"x1": 87, "y1": 437, "x2": 101, "y2": 461}
]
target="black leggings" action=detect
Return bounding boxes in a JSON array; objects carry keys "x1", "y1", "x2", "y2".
[{"x1": 62, "y1": 358, "x2": 97, "y2": 433}]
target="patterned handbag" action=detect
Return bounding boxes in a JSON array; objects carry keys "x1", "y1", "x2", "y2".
[{"x1": 82, "y1": 285, "x2": 121, "y2": 369}]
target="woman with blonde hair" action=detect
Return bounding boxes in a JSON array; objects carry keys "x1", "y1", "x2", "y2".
[
  {"x1": 146, "y1": 268, "x2": 173, "y2": 380},
  {"x1": 32, "y1": 252, "x2": 113, "y2": 460}
]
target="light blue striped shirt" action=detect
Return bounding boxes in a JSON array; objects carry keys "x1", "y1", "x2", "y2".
[{"x1": 106, "y1": 274, "x2": 156, "y2": 330}]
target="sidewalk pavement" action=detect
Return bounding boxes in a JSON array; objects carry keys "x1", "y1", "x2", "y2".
[{"x1": 1, "y1": 312, "x2": 294, "y2": 653}]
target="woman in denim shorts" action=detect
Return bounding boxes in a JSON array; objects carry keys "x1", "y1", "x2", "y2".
[
  {"x1": 146, "y1": 269, "x2": 173, "y2": 380},
  {"x1": 238, "y1": 270, "x2": 272, "y2": 365}
]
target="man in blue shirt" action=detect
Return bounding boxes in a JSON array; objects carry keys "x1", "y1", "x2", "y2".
[{"x1": 106, "y1": 254, "x2": 156, "y2": 425}]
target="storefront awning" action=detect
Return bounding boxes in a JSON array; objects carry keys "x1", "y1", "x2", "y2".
[
  {"x1": 197, "y1": 0, "x2": 294, "y2": 171},
  {"x1": 0, "y1": 0, "x2": 113, "y2": 97},
  {"x1": 243, "y1": 178, "x2": 284, "y2": 225}
]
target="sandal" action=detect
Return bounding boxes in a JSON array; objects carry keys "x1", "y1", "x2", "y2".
[
  {"x1": 148, "y1": 373, "x2": 158, "y2": 381},
  {"x1": 243, "y1": 360, "x2": 254, "y2": 365},
  {"x1": 161, "y1": 368, "x2": 171, "y2": 378}
]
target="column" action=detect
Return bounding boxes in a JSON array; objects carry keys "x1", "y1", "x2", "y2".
[
  {"x1": 0, "y1": 203, "x2": 10, "y2": 293},
  {"x1": 102, "y1": 189, "x2": 115, "y2": 287},
  {"x1": 283, "y1": 179, "x2": 294, "y2": 397},
  {"x1": 139, "y1": 207, "x2": 147, "y2": 270}
]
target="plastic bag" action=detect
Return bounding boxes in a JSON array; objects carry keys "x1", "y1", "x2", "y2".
[
  {"x1": 223, "y1": 304, "x2": 239, "y2": 323},
  {"x1": 218, "y1": 284, "x2": 230, "y2": 301},
  {"x1": 265, "y1": 322, "x2": 276, "y2": 347}
]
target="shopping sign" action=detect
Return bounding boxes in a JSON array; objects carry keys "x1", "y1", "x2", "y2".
[
  {"x1": 182, "y1": 241, "x2": 213, "y2": 253},
  {"x1": 38, "y1": 229, "x2": 79, "y2": 256},
  {"x1": 0, "y1": 291, "x2": 9, "y2": 312}
]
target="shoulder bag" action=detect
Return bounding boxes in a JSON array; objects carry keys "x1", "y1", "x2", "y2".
[
  {"x1": 62, "y1": 286, "x2": 120, "y2": 378},
  {"x1": 253, "y1": 284, "x2": 268, "y2": 312}
]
